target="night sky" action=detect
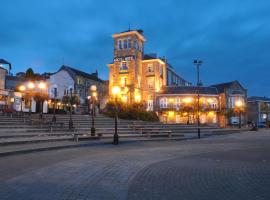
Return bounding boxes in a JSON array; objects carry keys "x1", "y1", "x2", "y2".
[{"x1": 1, "y1": 0, "x2": 269, "y2": 96}]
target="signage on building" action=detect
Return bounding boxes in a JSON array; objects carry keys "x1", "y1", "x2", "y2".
[{"x1": 114, "y1": 56, "x2": 136, "y2": 62}]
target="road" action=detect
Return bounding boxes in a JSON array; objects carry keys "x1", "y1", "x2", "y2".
[{"x1": 0, "y1": 131, "x2": 270, "y2": 200}]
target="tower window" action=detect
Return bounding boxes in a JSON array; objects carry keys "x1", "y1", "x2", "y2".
[
  {"x1": 147, "y1": 63, "x2": 154, "y2": 72},
  {"x1": 118, "y1": 40, "x2": 122, "y2": 49},
  {"x1": 128, "y1": 38, "x2": 132, "y2": 48},
  {"x1": 123, "y1": 39, "x2": 128, "y2": 49},
  {"x1": 120, "y1": 62, "x2": 128, "y2": 71},
  {"x1": 134, "y1": 40, "x2": 138, "y2": 50}
]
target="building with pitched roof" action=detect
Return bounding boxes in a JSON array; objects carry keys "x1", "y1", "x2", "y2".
[
  {"x1": 247, "y1": 96, "x2": 270, "y2": 125},
  {"x1": 47, "y1": 65, "x2": 107, "y2": 112},
  {"x1": 156, "y1": 86, "x2": 220, "y2": 124}
]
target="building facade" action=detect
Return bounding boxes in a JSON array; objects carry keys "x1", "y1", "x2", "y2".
[
  {"x1": 157, "y1": 86, "x2": 219, "y2": 124},
  {"x1": 211, "y1": 81, "x2": 247, "y2": 127},
  {"x1": 108, "y1": 30, "x2": 190, "y2": 111},
  {"x1": 47, "y1": 65, "x2": 107, "y2": 111},
  {"x1": 247, "y1": 96, "x2": 270, "y2": 125}
]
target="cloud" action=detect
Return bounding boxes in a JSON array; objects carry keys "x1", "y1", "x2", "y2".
[{"x1": 0, "y1": 0, "x2": 270, "y2": 96}]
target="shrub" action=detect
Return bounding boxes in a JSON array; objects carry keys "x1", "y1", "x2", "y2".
[{"x1": 103, "y1": 101, "x2": 159, "y2": 122}]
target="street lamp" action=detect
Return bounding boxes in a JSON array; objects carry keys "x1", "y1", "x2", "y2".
[
  {"x1": 194, "y1": 59, "x2": 203, "y2": 139},
  {"x1": 38, "y1": 81, "x2": 47, "y2": 120},
  {"x1": 112, "y1": 86, "x2": 120, "y2": 145},
  {"x1": 52, "y1": 88, "x2": 57, "y2": 123},
  {"x1": 90, "y1": 85, "x2": 97, "y2": 136},
  {"x1": 27, "y1": 81, "x2": 35, "y2": 119},
  {"x1": 69, "y1": 88, "x2": 74, "y2": 130},
  {"x1": 235, "y1": 100, "x2": 244, "y2": 129},
  {"x1": 18, "y1": 85, "x2": 26, "y2": 117}
]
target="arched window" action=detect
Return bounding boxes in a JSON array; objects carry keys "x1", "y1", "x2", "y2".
[
  {"x1": 128, "y1": 38, "x2": 132, "y2": 48},
  {"x1": 118, "y1": 39, "x2": 122, "y2": 49},
  {"x1": 123, "y1": 39, "x2": 128, "y2": 49}
]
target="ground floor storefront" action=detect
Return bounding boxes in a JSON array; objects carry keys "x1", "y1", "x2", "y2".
[{"x1": 158, "y1": 110, "x2": 218, "y2": 125}]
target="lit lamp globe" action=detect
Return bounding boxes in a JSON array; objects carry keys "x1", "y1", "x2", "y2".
[
  {"x1": 112, "y1": 86, "x2": 120, "y2": 96},
  {"x1": 19, "y1": 85, "x2": 26, "y2": 92},
  {"x1": 38, "y1": 82, "x2": 47, "y2": 90},
  {"x1": 27, "y1": 82, "x2": 35, "y2": 89},
  {"x1": 90, "y1": 85, "x2": 97, "y2": 92},
  {"x1": 235, "y1": 101, "x2": 243, "y2": 108}
]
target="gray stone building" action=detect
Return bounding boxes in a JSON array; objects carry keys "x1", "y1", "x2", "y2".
[
  {"x1": 48, "y1": 65, "x2": 108, "y2": 110},
  {"x1": 247, "y1": 96, "x2": 270, "y2": 125}
]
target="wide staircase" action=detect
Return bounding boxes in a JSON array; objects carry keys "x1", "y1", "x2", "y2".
[{"x1": 0, "y1": 112, "x2": 248, "y2": 147}]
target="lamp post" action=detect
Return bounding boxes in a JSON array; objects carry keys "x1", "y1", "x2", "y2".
[
  {"x1": 90, "y1": 85, "x2": 97, "y2": 136},
  {"x1": 52, "y1": 88, "x2": 57, "y2": 123},
  {"x1": 27, "y1": 81, "x2": 35, "y2": 120},
  {"x1": 112, "y1": 86, "x2": 120, "y2": 145},
  {"x1": 235, "y1": 100, "x2": 244, "y2": 129},
  {"x1": 69, "y1": 88, "x2": 74, "y2": 130},
  {"x1": 38, "y1": 81, "x2": 47, "y2": 120},
  {"x1": 18, "y1": 85, "x2": 26, "y2": 116},
  {"x1": 194, "y1": 60, "x2": 203, "y2": 139}
]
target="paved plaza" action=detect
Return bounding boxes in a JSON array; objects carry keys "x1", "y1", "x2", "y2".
[{"x1": 0, "y1": 131, "x2": 270, "y2": 200}]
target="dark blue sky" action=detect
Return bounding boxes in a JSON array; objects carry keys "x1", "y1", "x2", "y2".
[{"x1": 1, "y1": 0, "x2": 269, "y2": 96}]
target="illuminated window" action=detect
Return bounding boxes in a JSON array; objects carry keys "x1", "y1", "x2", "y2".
[
  {"x1": 147, "y1": 63, "x2": 154, "y2": 72},
  {"x1": 148, "y1": 78, "x2": 154, "y2": 89},
  {"x1": 160, "y1": 98, "x2": 168, "y2": 108},
  {"x1": 120, "y1": 77, "x2": 127, "y2": 87},
  {"x1": 120, "y1": 62, "x2": 128, "y2": 71},
  {"x1": 176, "y1": 98, "x2": 181, "y2": 107}
]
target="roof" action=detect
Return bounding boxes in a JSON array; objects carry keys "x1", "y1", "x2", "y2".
[
  {"x1": 112, "y1": 30, "x2": 146, "y2": 42},
  {"x1": 248, "y1": 96, "x2": 270, "y2": 102},
  {"x1": 210, "y1": 81, "x2": 245, "y2": 93},
  {"x1": 0, "y1": 66, "x2": 7, "y2": 72},
  {"x1": 159, "y1": 86, "x2": 219, "y2": 95},
  {"x1": 59, "y1": 65, "x2": 103, "y2": 82},
  {"x1": 0, "y1": 59, "x2": 11, "y2": 65},
  {"x1": 0, "y1": 59, "x2": 11, "y2": 69}
]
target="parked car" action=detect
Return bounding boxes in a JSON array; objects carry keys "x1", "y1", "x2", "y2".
[{"x1": 257, "y1": 122, "x2": 266, "y2": 128}]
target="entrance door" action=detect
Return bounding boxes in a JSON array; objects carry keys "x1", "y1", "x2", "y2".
[{"x1": 147, "y1": 100, "x2": 153, "y2": 111}]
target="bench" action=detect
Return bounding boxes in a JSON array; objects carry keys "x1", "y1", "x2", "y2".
[{"x1": 141, "y1": 129, "x2": 172, "y2": 138}]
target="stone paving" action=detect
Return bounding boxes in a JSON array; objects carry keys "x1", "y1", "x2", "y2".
[{"x1": 0, "y1": 131, "x2": 270, "y2": 200}]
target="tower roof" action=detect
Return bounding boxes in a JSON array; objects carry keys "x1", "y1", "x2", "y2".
[{"x1": 112, "y1": 30, "x2": 146, "y2": 42}]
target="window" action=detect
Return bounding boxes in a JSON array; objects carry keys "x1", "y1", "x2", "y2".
[
  {"x1": 147, "y1": 63, "x2": 154, "y2": 72},
  {"x1": 118, "y1": 40, "x2": 122, "y2": 49},
  {"x1": 128, "y1": 38, "x2": 132, "y2": 48},
  {"x1": 176, "y1": 98, "x2": 181, "y2": 108},
  {"x1": 160, "y1": 66, "x2": 163, "y2": 76},
  {"x1": 148, "y1": 78, "x2": 154, "y2": 89},
  {"x1": 120, "y1": 77, "x2": 127, "y2": 87},
  {"x1": 160, "y1": 98, "x2": 168, "y2": 108},
  {"x1": 120, "y1": 62, "x2": 128, "y2": 71},
  {"x1": 134, "y1": 40, "x2": 138, "y2": 50},
  {"x1": 123, "y1": 39, "x2": 127, "y2": 49}
]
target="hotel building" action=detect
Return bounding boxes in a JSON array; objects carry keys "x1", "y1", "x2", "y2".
[{"x1": 108, "y1": 30, "x2": 190, "y2": 111}]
